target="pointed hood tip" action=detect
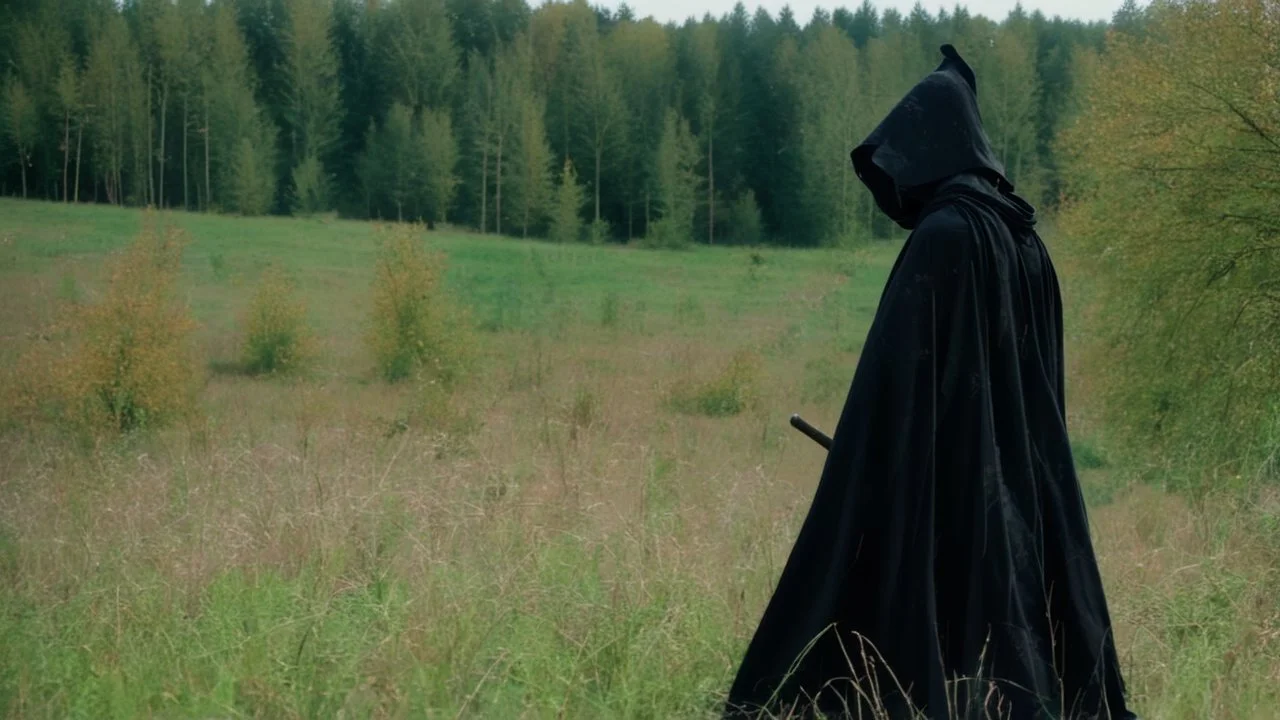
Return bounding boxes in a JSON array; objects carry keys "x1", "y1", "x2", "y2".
[
  {"x1": 938, "y1": 43, "x2": 977, "y2": 94},
  {"x1": 850, "y1": 38, "x2": 1013, "y2": 229}
]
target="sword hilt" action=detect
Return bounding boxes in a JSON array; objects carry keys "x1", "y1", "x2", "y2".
[{"x1": 789, "y1": 413, "x2": 833, "y2": 451}]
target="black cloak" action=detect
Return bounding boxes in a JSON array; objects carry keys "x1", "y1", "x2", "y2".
[{"x1": 724, "y1": 46, "x2": 1136, "y2": 719}]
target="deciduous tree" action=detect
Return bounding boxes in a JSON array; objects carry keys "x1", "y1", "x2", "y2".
[
  {"x1": 283, "y1": 0, "x2": 341, "y2": 209},
  {"x1": 4, "y1": 78, "x2": 38, "y2": 198}
]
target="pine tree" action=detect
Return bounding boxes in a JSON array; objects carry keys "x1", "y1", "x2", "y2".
[
  {"x1": 649, "y1": 109, "x2": 699, "y2": 248},
  {"x1": 726, "y1": 189, "x2": 764, "y2": 245},
  {"x1": 490, "y1": 42, "x2": 527, "y2": 235},
  {"x1": 549, "y1": 158, "x2": 585, "y2": 243},
  {"x1": 205, "y1": 1, "x2": 276, "y2": 214},
  {"x1": 10, "y1": 14, "x2": 69, "y2": 200},
  {"x1": 686, "y1": 20, "x2": 720, "y2": 243},
  {"x1": 568, "y1": 17, "x2": 623, "y2": 226},
  {"x1": 607, "y1": 18, "x2": 672, "y2": 240},
  {"x1": 385, "y1": 0, "x2": 459, "y2": 112},
  {"x1": 0, "y1": 0, "x2": 1104, "y2": 241},
  {"x1": 291, "y1": 153, "x2": 330, "y2": 215},
  {"x1": 283, "y1": 0, "x2": 342, "y2": 209}
]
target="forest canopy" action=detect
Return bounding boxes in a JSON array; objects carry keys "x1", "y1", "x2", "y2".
[{"x1": 1, "y1": 0, "x2": 1107, "y2": 246}]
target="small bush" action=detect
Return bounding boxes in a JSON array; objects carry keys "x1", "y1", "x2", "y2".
[
  {"x1": 726, "y1": 190, "x2": 765, "y2": 246},
  {"x1": 1072, "y1": 440, "x2": 1109, "y2": 471},
  {"x1": 10, "y1": 220, "x2": 200, "y2": 432},
  {"x1": 669, "y1": 350, "x2": 762, "y2": 418},
  {"x1": 367, "y1": 225, "x2": 471, "y2": 385},
  {"x1": 746, "y1": 251, "x2": 767, "y2": 284},
  {"x1": 291, "y1": 153, "x2": 331, "y2": 215},
  {"x1": 240, "y1": 266, "x2": 313, "y2": 375},
  {"x1": 209, "y1": 252, "x2": 228, "y2": 282},
  {"x1": 600, "y1": 291, "x2": 619, "y2": 328},
  {"x1": 642, "y1": 217, "x2": 693, "y2": 250},
  {"x1": 587, "y1": 218, "x2": 611, "y2": 245}
]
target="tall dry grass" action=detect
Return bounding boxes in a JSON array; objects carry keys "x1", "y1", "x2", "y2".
[
  {"x1": 4, "y1": 315, "x2": 1278, "y2": 717},
  {"x1": 0, "y1": 211, "x2": 1277, "y2": 717}
]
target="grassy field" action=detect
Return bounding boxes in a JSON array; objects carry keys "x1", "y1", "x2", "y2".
[{"x1": 1, "y1": 198, "x2": 1277, "y2": 718}]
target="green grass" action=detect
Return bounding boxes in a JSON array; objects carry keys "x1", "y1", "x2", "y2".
[
  {"x1": 1, "y1": 198, "x2": 1278, "y2": 718},
  {"x1": 0, "y1": 198, "x2": 886, "y2": 365}
]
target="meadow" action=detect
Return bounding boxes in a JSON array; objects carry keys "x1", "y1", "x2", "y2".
[{"x1": 1, "y1": 197, "x2": 1277, "y2": 718}]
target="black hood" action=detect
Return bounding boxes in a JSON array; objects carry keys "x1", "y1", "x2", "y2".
[{"x1": 852, "y1": 44, "x2": 1010, "y2": 230}]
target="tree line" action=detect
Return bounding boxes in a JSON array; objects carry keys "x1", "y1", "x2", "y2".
[{"x1": 1, "y1": 0, "x2": 1108, "y2": 246}]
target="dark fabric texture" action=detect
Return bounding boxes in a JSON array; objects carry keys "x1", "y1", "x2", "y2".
[
  {"x1": 851, "y1": 44, "x2": 1009, "y2": 230},
  {"x1": 724, "y1": 45, "x2": 1136, "y2": 720}
]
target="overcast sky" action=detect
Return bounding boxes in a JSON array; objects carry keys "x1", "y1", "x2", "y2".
[{"x1": 602, "y1": 0, "x2": 1122, "y2": 25}]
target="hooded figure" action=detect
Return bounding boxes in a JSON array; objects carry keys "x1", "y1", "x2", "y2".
[{"x1": 724, "y1": 46, "x2": 1136, "y2": 719}]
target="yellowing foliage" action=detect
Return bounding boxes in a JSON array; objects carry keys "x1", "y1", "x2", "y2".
[
  {"x1": 10, "y1": 219, "x2": 200, "y2": 432},
  {"x1": 366, "y1": 225, "x2": 470, "y2": 385},
  {"x1": 669, "y1": 349, "x2": 763, "y2": 418},
  {"x1": 241, "y1": 266, "x2": 313, "y2": 375},
  {"x1": 1057, "y1": 0, "x2": 1280, "y2": 481}
]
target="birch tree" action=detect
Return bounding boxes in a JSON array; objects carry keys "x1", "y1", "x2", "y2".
[{"x1": 4, "y1": 79, "x2": 37, "y2": 198}]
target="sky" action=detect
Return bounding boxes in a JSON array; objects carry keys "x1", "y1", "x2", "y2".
[{"x1": 603, "y1": 0, "x2": 1124, "y2": 25}]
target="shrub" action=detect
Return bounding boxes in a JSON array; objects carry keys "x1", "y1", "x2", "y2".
[
  {"x1": 240, "y1": 266, "x2": 313, "y2": 375},
  {"x1": 726, "y1": 190, "x2": 765, "y2": 246},
  {"x1": 366, "y1": 225, "x2": 470, "y2": 385},
  {"x1": 669, "y1": 350, "x2": 762, "y2": 418},
  {"x1": 1072, "y1": 440, "x2": 1109, "y2": 471},
  {"x1": 291, "y1": 153, "x2": 331, "y2": 216},
  {"x1": 642, "y1": 217, "x2": 693, "y2": 250},
  {"x1": 209, "y1": 251, "x2": 228, "y2": 282},
  {"x1": 10, "y1": 220, "x2": 200, "y2": 432},
  {"x1": 600, "y1": 291, "x2": 619, "y2": 328},
  {"x1": 587, "y1": 218, "x2": 611, "y2": 245}
]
